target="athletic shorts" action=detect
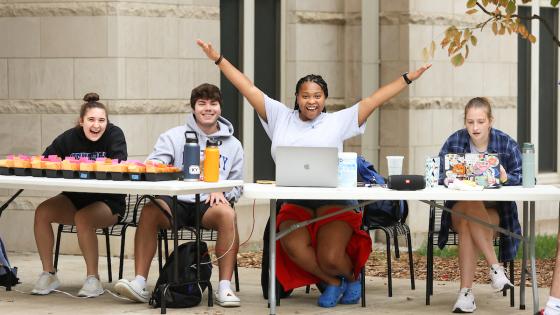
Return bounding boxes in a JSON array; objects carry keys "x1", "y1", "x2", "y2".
[
  {"x1": 157, "y1": 196, "x2": 212, "y2": 228},
  {"x1": 61, "y1": 192, "x2": 126, "y2": 219}
]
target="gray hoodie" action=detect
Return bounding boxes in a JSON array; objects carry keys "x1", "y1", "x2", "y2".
[{"x1": 147, "y1": 114, "x2": 244, "y2": 203}]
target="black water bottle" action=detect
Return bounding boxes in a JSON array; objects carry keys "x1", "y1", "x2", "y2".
[{"x1": 183, "y1": 131, "x2": 200, "y2": 181}]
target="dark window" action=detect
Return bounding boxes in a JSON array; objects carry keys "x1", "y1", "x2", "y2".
[
  {"x1": 517, "y1": 6, "x2": 558, "y2": 172},
  {"x1": 220, "y1": 0, "x2": 242, "y2": 139},
  {"x1": 253, "y1": 0, "x2": 280, "y2": 181}
]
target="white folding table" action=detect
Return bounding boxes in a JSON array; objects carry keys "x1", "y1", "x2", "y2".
[
  {"x1": 243, "y1": 183, "x2": 560, "y2": 315},
  {"x1": 0, "y1": 175, "x2": 242, "y2": 313}
]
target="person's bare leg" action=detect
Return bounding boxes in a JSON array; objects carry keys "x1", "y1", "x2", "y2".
[
  {"x1": 201, "y1": 203, "x2": 239, "y2": 281},
  {"x1": 34, "y1": 195, "x2": 77, "y2": 273},
  {"x1": 73, "y1": 202, "x2": 118, "y2": 277},
  {"x1": 279, "y1": 219, "x2": 340, "y2": 286},
  {"x1": 452, "y1": 202, "x2": 480, "y2": 289},
  {"x1": 458, "y1": 201, "x2": 500, "y2": 266},
  {"x1": 133, "y1": 200, "x2": 171, "y2": 279},
  {"x1": 315, "y1": 220, "x2": 355, "y2": 281}
]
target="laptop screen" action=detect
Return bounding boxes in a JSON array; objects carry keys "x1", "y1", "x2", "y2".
[
  {"x1": 444, "y1": 153, "x2": 501, "y2": 188},
  {"x1": 275, "y1": 146, "x2": 339, "y2": 187}
]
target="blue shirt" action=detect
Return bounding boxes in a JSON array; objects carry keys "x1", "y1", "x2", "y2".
[{"x1": 438, "y1": 128, "x2": 522, "y2": 262}]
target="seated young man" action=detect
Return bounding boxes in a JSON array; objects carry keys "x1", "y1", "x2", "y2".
[{"x1": 114, "y1": 83, "x2": 243, "y2": 307}]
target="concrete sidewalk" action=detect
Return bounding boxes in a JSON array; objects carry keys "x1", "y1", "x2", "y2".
[{"x1": 0, "y1": 252, "x2": 548, "y2": 314}]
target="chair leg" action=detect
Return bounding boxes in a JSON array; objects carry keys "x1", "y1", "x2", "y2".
[
  {"x1": 361, "y1": 267, "x2": 366, "y2": 307},
  {"x1": 104, "y1": 228, "x2": 112, "y2": 283},
  {"x1": 503, "y1": 261, "x2": 508, "y2": 297},
  {"x1": 509, "y1": 260, "x2": 515, "y2": 307},
  {"x1": 426, "y1": 236, "x2": 434, "y2": 305},
  {"x1": 385, "y1": 230, "x2": 392, "y2": 297},
  {"x1": 118, "y1": 225, "x2": 128, "y2": 280},
  {"x1": 157, "y1": 232, "x2": 163, "y2": 274},
  {"x1": 163, "y1": 232, "x2": 169, "y2": 260},
  {"x1": 393, "y1": 226, "x2": 400, "y2": 259},
  {"x1": 234, "y1": 258, "x2": 240, "y2": 292},
  {"x1": 53, "y1": 225, "x2": 63, "y2": 271},
  {"x1": 406, "y1": 231, "x2": 415, "y2": 290}
]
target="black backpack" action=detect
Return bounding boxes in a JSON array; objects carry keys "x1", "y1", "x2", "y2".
[
  {"x1": 149, "y1": 241, "x2": 212, "y2": 308},
  {"x1": 0, "y1": 236, "x2": 19, "y2": 289}
]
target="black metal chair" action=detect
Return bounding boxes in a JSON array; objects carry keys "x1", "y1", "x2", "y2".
[
  {"x1": 156, "y1": 202, "x2": 240, "y2": 292},
  {"x1": 426, "y1": 201, "x2": 514, "y2": 307},
  {"x1": 363, "y1": 200, "x2": 415, "y2": 298},
  {"x1": 54, "y1": 194, "x2": 145, "y2": 283}
]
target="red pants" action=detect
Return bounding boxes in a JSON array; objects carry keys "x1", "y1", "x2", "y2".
[{"x1": 275, "y1": 203, "x2": 372, "y2": 291}]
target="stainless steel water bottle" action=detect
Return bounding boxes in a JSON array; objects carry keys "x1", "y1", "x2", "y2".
[
  {"x1": 522, "y1": 142, "x2": 535, "y2": 188},
  {"x1": 183, "y1": 131, "x2": 200, "y2": 181}
]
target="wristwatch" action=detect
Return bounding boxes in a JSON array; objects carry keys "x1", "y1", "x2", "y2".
[{"x1": 402, "y1": 72, "x2": 412, "y2": 85}]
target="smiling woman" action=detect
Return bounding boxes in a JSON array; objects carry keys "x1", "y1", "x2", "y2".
[
  {"x1": 196, "y1": 38, "x2": 430, "y2": 307},
  {"x1": 31, "y1": 92, "x2": 128, "y2": 298},
  {"x1": 78, "y1": 93, "x2": 109, "y2": 142}
]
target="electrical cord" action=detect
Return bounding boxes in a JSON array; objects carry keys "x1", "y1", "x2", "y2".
[{"x1": 199, "y1": 199, "x2": 256, "y2": 265}]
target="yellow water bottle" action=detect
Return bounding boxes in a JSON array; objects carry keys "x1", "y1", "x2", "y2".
[{"x1": 203, "y1": 139, "x2": 220, "y2": 182}]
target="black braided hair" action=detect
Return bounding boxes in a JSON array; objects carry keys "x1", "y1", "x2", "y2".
[{"x1": 293, "y1": 74, "x2": 328, "y2": 113}]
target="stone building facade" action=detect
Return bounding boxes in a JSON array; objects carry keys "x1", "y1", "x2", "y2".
[{"x1": 0, "y1": 0, "x2": 558, "y2": 255}]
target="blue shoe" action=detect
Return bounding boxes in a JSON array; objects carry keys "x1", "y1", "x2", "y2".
[
  {"x1": 317, "y1": 278, "x2": 347, "y2": 308},
  {"x1": 340, "y1": 275, "x2": 361, "y2": 304}
]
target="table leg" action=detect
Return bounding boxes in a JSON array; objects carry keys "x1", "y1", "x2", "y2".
[
  {"x1": 530, "y1": 201, "x2": 539, "y2": 314},
  {"x1": 269, "y1": 199, "x2": 276, "y2": 315},
  {"x1": 520, "y1": 201, "x2": 528, "y2": 310},
  {"x1": 172, "y1": 195, "x2": 179, "y2": 283}
]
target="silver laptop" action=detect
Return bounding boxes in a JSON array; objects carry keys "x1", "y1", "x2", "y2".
[{"x1": 275, "y1": 146, "x2": 339, "y2": 187}]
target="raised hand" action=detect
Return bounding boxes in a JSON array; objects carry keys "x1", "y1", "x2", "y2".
[
  {"x1": 407, "y1": 63, "x2": 432, "y2": 81},
  {"x1": 196, "y1": 39, "x2": 221, "y2": 62}
]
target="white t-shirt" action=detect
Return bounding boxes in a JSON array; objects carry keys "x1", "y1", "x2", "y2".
[{"x1": 260, "y1": 94, "x2": 366, "y2": 161}]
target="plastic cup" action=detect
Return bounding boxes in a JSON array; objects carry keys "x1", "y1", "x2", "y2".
[{"x1": 386, "y1": 156, "x2": 404, "y2": 176}]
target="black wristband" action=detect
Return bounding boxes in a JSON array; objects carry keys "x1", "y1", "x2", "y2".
[
  {"x1": 215, "y1": 54, "x2": 223, "y2": 65},
  {"x1": 402, "y1": 72, "x2": 412, "y2": 84}
]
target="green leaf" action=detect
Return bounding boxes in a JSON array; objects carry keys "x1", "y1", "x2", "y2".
[
  {"x1": 492, "y1": 21, "x2": 498, "y2": 34},
  {"x1": 467, "y1": 0, "x2": 477, "y2": 8},
  {"x1": 506, "y1": 0, "x2": 516, "y2": 15},
  {"x1": 552, "y1": 0, "x2": 560, "y2": 7},
  {"x1": 470, "y1": 35, "x2": 478, "y2": 46},
  {"x1": 451, "y1": 53, "x2": 465, "y2": 67},
  {"x1": 466, "y1": 8, "x2": 478, "y2": 14},
  {"x1": 482, "y1": 0, "x2": 490, "y2": 5}
]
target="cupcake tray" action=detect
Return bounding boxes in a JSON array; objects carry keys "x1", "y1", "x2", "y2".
[
  {"x1": 0, "y1": 167, "x2": 183, "y2": 182},
  {"x1": 13, "y1": 168, "x2": 31, "y2": 176}
]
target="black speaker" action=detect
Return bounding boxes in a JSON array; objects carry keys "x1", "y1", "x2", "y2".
[{"x1": 387, "y1": 175, "x2": 425, "y2": 190}]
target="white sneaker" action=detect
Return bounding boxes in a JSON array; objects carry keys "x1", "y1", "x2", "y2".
[
  {"x1": 215, "y1": 288, "x2": 240, "y2": 307},
  {"x1": 490, "y1": 265, "x2": 514, "y2": 292},
  {"x1": 114, "y1": 279, "x2": 150, "y2": 303},
  {"x1": 31, "y1": 272, "x2": 60, "y2": 295},
  {"x1": 77, "y1": 275, "x2": 104, "y2": 298},
  {"x1": 452, "y1": 288, "x2": 476, "y2": 313}
]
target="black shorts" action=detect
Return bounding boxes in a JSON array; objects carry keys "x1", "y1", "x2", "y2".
[
  {"x1": 158, "y1": 196, "x2": 211, "y2": 229},
  {"x1": 61, "y1": 192, "x2": 126, "y2": 219}
]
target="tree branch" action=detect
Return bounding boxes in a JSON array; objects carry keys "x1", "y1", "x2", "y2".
[
  {"x1": 474, "y1": 1, "x2": 560, "y2": 47},
  {"x1": 526, "y1": 14, "x2": 560, "y2": 46}
]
